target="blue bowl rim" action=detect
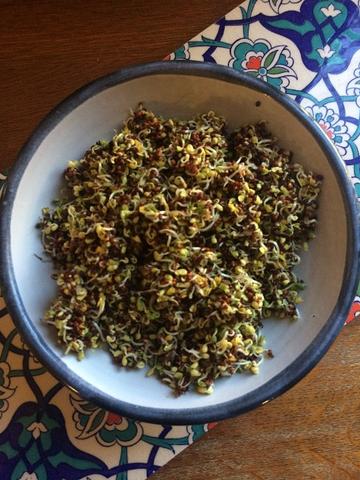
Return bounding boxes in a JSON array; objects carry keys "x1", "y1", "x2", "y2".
[{"x1": 1, "y1": 60, "x2": 359, "y2": 425}]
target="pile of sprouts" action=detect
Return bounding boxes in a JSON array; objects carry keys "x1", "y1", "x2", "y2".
[{"x1": 39, "y1": 105, "x2": 321, "y2": 394}]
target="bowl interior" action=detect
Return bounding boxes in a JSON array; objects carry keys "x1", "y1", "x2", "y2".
[{"x1": 9, "y1": 72, "x2": 347, "y2": 415}]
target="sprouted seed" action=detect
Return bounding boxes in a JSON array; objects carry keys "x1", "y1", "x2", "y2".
[{"x1": 38, "y1": 105, "x2": 322, "y2": 395}]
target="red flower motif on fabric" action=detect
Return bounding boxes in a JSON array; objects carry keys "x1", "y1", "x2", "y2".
[
  {"x1": 245, "y1": 56, "x2": 263, "y2": 70},
  {"x1": 319, "y1": 122, "x2": 334, "y2": 139},
  {"x1": 106, "y1": 412, "x2": 123, "y2": 426},
  {"x1": 345, "y1": 301, "x2": 360, "y2": 325}
]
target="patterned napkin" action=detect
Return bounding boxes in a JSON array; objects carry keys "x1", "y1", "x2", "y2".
[{"x1": 1, "y1": 1, "x2": 360, "y2": 479}]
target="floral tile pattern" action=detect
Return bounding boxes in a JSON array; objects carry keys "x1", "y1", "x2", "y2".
[{"x1": 1, "y1": 1, "x2": 359, "y2": 478}]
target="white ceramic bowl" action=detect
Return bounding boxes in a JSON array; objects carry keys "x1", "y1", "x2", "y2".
[{"x1": 1, "y1": 62, "x2": 359, "y2": 424}]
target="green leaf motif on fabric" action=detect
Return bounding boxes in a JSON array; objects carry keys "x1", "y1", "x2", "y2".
[
  {"x1": 48, "y1": 451, "x2": 103, "y2": 471},
  {"x1": 71, "y1": 393, "x2": 144, "y2": 447},
  {"x1": 229, "y1": 38, "x2": 296, "y2": 91}
]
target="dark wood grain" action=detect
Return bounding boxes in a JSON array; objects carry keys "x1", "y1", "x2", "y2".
[{"x1": 2, "y1": 2, "x2": 360, "y2": 479}]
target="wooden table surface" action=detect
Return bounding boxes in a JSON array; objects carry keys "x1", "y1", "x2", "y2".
[{"x1": 1, "y1": 1, "x2": 360, "y2": 479}]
